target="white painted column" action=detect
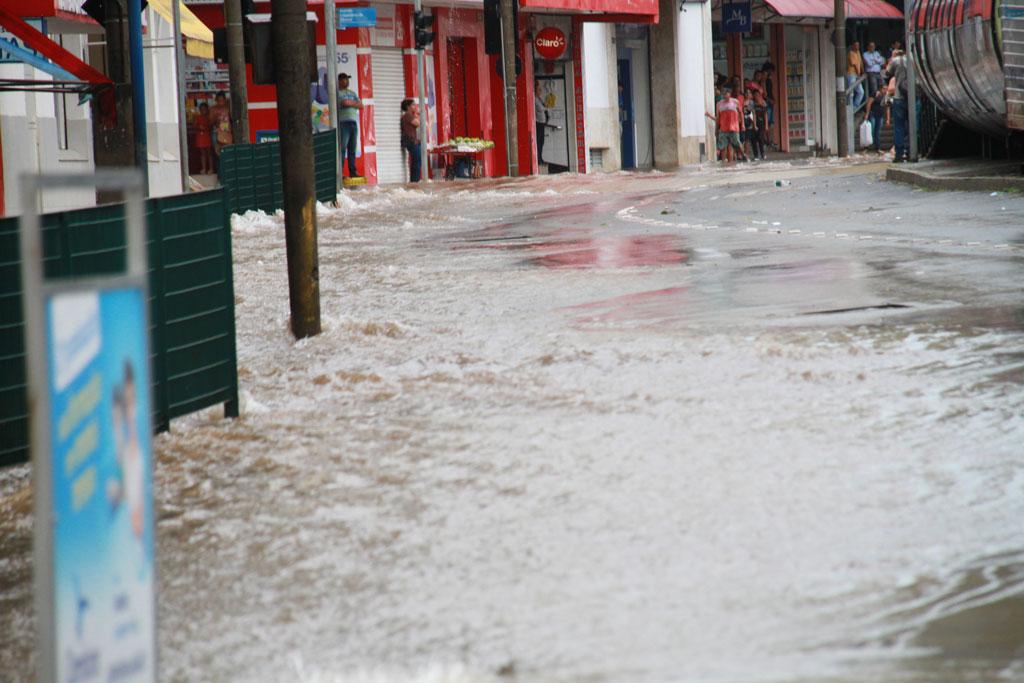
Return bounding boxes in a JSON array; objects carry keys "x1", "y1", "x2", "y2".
[
  {"x1": 675, "y1": 2, "x2": 715, "y2": 164},
  {"x1": 581, "y1": 22, "x2": 620, "y2": 171}
]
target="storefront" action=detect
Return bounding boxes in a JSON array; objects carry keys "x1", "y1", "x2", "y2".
[
  {"x1": 186, "y1": 0, "x2": 658, "y2": 184},
  {"x1": 523, "y1": 0, "x2": 658, "y2": 175},
  {"x1": 531, "y1": 16, "x2": 575, "y2": 173},
  {"x1": 182, "y1": 54, "x2": 229, "y2": 174},
  {"x1": 1, "y1": 0, "x2": 199, "y2": 212},
  {"x1": 711, "y1": 0, "x2": 901, "y2": 154}
]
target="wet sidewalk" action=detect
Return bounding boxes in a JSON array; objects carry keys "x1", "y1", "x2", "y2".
[{"x1": 887, "y1": 158, "x2": 1024, "y2": 192}]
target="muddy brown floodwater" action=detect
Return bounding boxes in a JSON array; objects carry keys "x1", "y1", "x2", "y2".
[{"x1": 2, "y1": 163, "x2": 1023, "y2": 682}]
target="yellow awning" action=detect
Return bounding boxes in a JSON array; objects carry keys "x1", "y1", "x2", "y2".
[{"x1": 147, "y1": 0, "x2": 215, "y2": 60}]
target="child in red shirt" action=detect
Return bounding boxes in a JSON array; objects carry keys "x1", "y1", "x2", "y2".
[{"x1": 194, "y1": 103, "x2": 213, "y2": 175}]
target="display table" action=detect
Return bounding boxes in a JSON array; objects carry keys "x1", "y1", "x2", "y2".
[{"x1": 430, "y1": 144, "x2": 489, "y2": 180}]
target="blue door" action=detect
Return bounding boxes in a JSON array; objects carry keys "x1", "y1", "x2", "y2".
[{"x1": 618, "y1": 57, "x2": 636, "y2": 169}]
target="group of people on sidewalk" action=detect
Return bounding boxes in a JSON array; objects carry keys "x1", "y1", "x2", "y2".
[
  {"x1": 710, "y1": 66, "x2": 776, "y2": 164},
  {"x1": 852, "y1": 40, "x2": 913, "y2": 162},
  {"x1": 710, "y1": 41, "x2": 913, "y2": 165}
]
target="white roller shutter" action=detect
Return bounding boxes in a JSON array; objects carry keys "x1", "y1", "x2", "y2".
[{"x1": 372, "y1": 49, "x2": 407, "y2": 184}]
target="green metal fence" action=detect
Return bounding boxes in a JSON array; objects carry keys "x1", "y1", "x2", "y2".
[
  {"x1": 0, "y1": 188, "x2": 238, "y2": 467},
  {"x1": 219, "y1": 129, "x2": 338, "y2": 216}
]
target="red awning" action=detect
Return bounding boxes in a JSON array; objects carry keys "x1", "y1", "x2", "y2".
[
  {"x1": 518, "y1": 0, "x2": 659, "y2": 21},
  {"x1": 0, "y1": 6, "x2": 115, "y2": 126},
  {"x1": 763, "y1": 0, "x2": 903, "y2": 19}
]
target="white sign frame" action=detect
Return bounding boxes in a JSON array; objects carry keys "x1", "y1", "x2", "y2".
[{"x1": 20, "y1": 170, "x2": 156, "y2": 683}]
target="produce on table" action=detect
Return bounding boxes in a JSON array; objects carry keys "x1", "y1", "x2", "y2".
[{"x1": 440, "y1": 137, "x2": 495, "y2": 151}]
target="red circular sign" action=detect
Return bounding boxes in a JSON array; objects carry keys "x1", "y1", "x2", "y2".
[{"x1": 534, "y1": 27, "x2": 567, "y2": 60}]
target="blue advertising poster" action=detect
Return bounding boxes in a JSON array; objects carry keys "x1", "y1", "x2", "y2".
[
  {"x1": 722, "y1": 2, "x2": 752, "y2": 34},
  {"x1": 338, "y1": 7, "x2": 377, "y2": 28},
  {"x1": 46, "y1": 288, "x2": 155, "y2": 683}
]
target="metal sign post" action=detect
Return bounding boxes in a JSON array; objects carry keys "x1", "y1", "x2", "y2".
[
  {"x1": 326, "y1": 0, "x2": 340, "y2": 192},
  {"x1": 414, "y1": 0, "x2": 430, "y2": 182},
  {"x1": 127, "y1": 0, "x2": 149, "y2": 195},
  {"x1": 834, "y1": 0, "x2": 848, "y2": 157},
  {"x1": 905, "y1": 0, "x2": 918, "y2": 162},
  {"x1": 21, "y1": 170, "x2": 157, "y2": 683},
  {"x1": 172, "y1": 0, "x2": 190, "y2": 192}
]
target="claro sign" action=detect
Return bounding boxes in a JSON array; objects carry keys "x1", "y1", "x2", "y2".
[{"x1": 534, "y1": 26, "x2": 567, "y2": 60}]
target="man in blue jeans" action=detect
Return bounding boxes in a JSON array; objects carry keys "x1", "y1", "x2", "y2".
[
  {"x1": 337, "y1": 73, "x2": 362, "y2": 178},
  {"x1": 885, "y1": 51, "x2": 909, "y2": 162}
]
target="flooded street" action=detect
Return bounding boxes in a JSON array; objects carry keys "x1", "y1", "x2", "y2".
[{"x1": 2, "y1": 162, "x2": 1023, "y2": 682}]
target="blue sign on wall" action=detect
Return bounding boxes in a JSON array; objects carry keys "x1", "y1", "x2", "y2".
[
  {"x1": 46, "y1": 287, "x2": 156, "y2": 683},
  {"x1": 722, "y1": 2, "x2": 752, "y2": 34},
  {"x1": 338, "y1": 7, "x2": 377, "y2": 28}
]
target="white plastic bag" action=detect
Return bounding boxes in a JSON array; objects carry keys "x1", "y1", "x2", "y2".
[{"x1": 859, "y1": 120, "x2": 873, "y2": 148}]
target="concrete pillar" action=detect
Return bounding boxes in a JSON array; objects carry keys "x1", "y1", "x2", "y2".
[
  {"x1": 582, "y1": 23, "x2": 621, "y2": 171},
  {"x1": 650, "y1": 0, "x2": 715, "y2": 168},
  {"x1": 650, "y1": 0, "x2": 682, "y2": 168}
]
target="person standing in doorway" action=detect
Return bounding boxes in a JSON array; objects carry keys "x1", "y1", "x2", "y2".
[
  {"x1": 862, "y1": 42, "x2": 885, "y2": 99},
  {"x1": 337, "y1": 72, "x2": 362, "y2": 179},
  {"x1": 400, "y1": 98, "x2": 422, "y2": 183},
  {"x1": 535, "y1": 79, "x2": 549, "y2": 166},
  {"x1": 759, "y1": 62, "x2": 776, "y2": 147},
  {"x1": 753, "y1": 90, "x2": 769, "y2": 160},
  {"x1": 194, "y1": 103, "x2": 214, "y2": 175},
  {"x1": 209, "y1": 91, "x2": 232, "y2": 173},
  {"x1": 847, "y1": 41, "x2": 865, "y2": 108},
  {"x1": 743, "y1": 88, "x2": 758, "y2": 160},
  {"x1": 864, "y1": 83, "x2": 889, "y2": 153}
]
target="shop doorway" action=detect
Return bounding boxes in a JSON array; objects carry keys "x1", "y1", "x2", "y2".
[
  {"x1": 783, "y1": 25, "x2": 819, "y2": 151},
  {"x1": 615, "y1": 25, "x2": 653, "y2": 169},
  {"x1": 618, "y1": 58, "x2": 635, "y2": 169},
  {"x1": 536, "y1": 64, "x2": 572, "y2": 173},
  {"x1": 447, "y1": 38, "x2": 470, "y2": 138}
]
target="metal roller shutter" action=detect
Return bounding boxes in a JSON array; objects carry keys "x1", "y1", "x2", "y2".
[{"x1": 372, "y1": 49, "x2": 407, "y2": 184}]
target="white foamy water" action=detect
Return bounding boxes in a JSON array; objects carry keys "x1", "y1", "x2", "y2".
[{"x1": 2, "y1": 166, "x2": 1023, "y2": 682}]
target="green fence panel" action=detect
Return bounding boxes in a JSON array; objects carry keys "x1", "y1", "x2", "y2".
[
  {"x1": 0, "y1": 205, "x2": 129, "y2": 467},
  {"x1": 313, "y1": 129, "x2": 338, "y2": 205},
  {"x1": 0, "y1": 188, "x2": 238, "y2": 467},
  {"x1": 0, "y1": 215, "x2": 28, "y2": 466},
  {"x1": 219, "y1": 129, "x2": 337, "y2": 216},
  {"x1": 151, "y1": 191, "x2": 239, "y2": 421}
]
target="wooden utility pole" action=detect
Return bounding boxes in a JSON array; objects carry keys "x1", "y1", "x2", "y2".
[
  {"x1": 271, "y1": 0, "x2": 321, "y2": 338},
  {"x1": 499, "y1": 0, "x2": 518, "y2": 176},
  {"x1": 225, "y1": 0, "x2": 250, "y2": 144},
  {"x1": 834, "y1": 0, "x2": 848, "y2": 156}
]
